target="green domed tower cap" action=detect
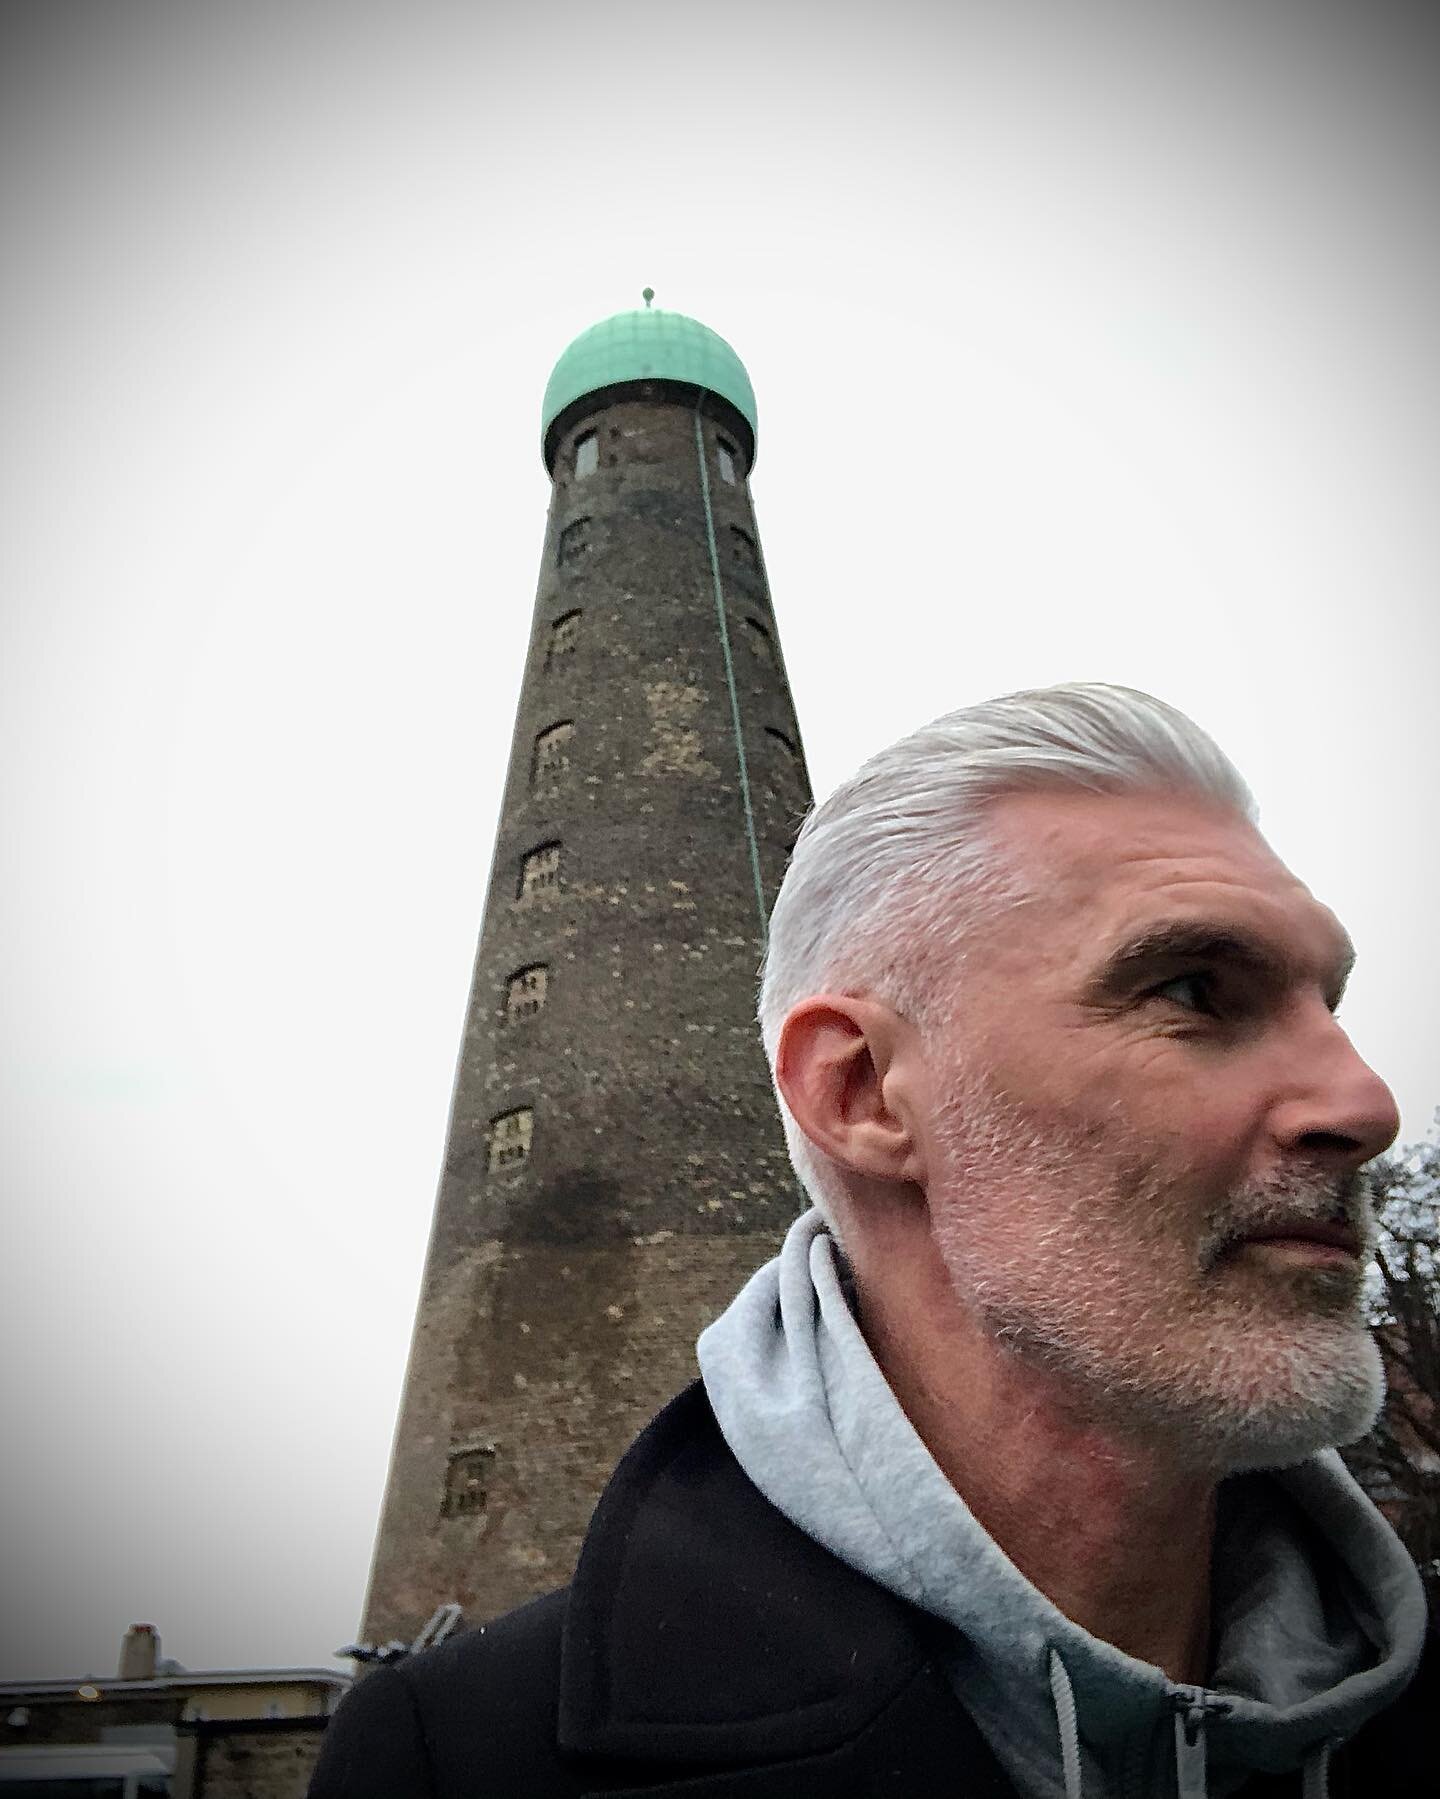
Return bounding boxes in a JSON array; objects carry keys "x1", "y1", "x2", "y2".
[{"x1": 541, "y1": 294, "x2": 758, "y2": 473}]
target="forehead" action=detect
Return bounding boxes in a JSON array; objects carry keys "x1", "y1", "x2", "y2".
[{"x1": 981, "y1": 787, "x2": 1350, "y2": 972}]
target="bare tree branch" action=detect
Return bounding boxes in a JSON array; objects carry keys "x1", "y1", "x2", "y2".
[{"x1": 1343, "y1": 1121, "x2": 1440, "y2": 1595}]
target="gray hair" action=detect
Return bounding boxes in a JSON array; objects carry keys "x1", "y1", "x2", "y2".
[{"x1": 759, "y1": 683, "x2": 1257, "y2": 1216}]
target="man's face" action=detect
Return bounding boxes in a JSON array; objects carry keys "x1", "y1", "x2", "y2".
[{"x1": 918, "y1": 787, "x2": 1401, "y2": 1472}]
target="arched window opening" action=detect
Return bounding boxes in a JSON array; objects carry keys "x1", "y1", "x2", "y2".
[
  {"x1": 574, "y1": 431, "x2": 598, "y2": 479},
  {"x1": 545, "y1": 609, "x2": 581, "y2": 668},
  {"x1": 743, "y1": 617, "x2": 773, "y2": 664},
  {"x1": 558, "y1": 517, "x2": 592, "y2": 566},
  {"x1": 487, "y1": 1107, "x2": 533, "y2": 1172},
  {"x1": 441, "y1": 1443, "x2": 496, "y2": 1518},
  {"x1": 505, "y1": 964, "x2": 550, "y2": 1021},
  {"x1": 519, "y1": 841, "x2": 561, "y2": 900},
  {"x1": 531, "y1": 720, "x2": 575, "y2": 787},
  {"x1": 728, "y1": 524, "x2": 757, "y2": 571},
  {"x1": 766, "y1": 727, "x2": 800, "y2": 768}
]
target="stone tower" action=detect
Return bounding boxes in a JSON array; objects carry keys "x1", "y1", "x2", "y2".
[{"x1": 359, "y1": 298, "x2": 813, "y2": 1647}]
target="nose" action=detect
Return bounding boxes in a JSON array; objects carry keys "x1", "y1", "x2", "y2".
[{"x1": 1269, "y1": 1008, "x2": 1401, "y2": 1171}]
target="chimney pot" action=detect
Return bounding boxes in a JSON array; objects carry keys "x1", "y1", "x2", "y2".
[{"x1": 118, "y1": 1624, "x2": 159, "y2": 1682}]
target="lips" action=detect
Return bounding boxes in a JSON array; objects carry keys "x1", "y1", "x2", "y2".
[{"x1": 1241, "y1": 1220, "x2": 1362, "y2": 1256}]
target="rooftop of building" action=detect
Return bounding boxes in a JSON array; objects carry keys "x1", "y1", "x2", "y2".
[
  {"x1": 0, "y1": 1623, "x2": 349, "y2": 1705},
  {"x1": 541, "y1": 291, "x2": 757, "y2": 471},
  {"x1": 0, "y1": 1666, "x2": 348, "y2": 1701}
]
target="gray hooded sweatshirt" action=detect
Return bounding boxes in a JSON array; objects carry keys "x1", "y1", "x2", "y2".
[{"x1": 697, "y1": 1210, "x2": 1428, "y2": 1799}]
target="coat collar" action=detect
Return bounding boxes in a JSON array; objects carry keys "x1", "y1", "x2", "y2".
[{"x1": 556, "y1": 1381, "x2": 943, "y2": 1768}]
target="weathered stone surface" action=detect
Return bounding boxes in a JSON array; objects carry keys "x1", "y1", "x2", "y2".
[
  {"x1": 192, "y1": 1724, "x2": 327, "y2": 1799},
  {"x1": 360, "y1": 396, "x2": 812, "y2": 1644}
]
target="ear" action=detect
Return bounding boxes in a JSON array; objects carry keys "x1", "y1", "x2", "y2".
[{"x1": 774, "y1": 995, "x2": 928, "y2": 1187}]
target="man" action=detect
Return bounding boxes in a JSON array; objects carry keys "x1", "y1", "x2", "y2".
[{"x1": 311, "y1": 684, "x2": 1433, "y2": 1797}]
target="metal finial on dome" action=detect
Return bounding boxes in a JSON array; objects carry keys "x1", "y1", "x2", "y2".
[{"x1": 642, "y1": 287, "x2": 654, "y2": 308}]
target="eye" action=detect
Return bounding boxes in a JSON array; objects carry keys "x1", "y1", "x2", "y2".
[{"x1": 1148, "y1": 972, "x2": 1219, "y2": 1015}]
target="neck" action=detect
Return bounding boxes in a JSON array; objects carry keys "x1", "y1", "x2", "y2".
[{"x1": 851, "y1": 1223, "x2": 1218, "y2": 1683}]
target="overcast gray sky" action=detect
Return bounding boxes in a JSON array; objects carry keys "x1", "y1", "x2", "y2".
[{"x1": 3, "y1": 0, "x2": 1437, "y2": 1682}]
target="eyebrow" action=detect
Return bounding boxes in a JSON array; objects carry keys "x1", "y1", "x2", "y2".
[{"x1": 1092, "y1": 921, "x2": 1357, "y2": 1005}]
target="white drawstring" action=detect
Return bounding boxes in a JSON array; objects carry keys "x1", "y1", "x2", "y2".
[
  {"x1": 1046, "y1": 1653, "x2": 1332, "y2": 1799},
  {"x1": 1046, "y1": 1649, "x2": 1084, "y2": 1799},
  {"x1": 1172, "y1": 1704, "x2": 1209, "y2": 1799},
  {"x1": 1301, "y1": 1739, "x2": 1333, "y2": 1799}
]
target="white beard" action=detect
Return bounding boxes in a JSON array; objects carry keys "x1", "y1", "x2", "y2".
[{"x1": 929, "y1": 1073, "x2": 1384, "y2": 1473}]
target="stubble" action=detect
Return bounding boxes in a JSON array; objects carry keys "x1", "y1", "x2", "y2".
[{"x1": 928, "y1": 1071, "x2": 1384, "y2": 1473}]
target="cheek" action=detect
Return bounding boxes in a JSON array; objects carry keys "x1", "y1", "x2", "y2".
[
  {"x1": 1110, "y1": 1094, "x2": 1267, "y2": 1214},
  {"x1": 1032, "y1": 1056, "x2": 1263, "y2": 1191},
  {"x1": 1069, "y1": 1039, "x2": 1271, "y2": 1148},
  {"x1": 970, "y1": 1021, "x2": 1172, "y2": 1120},
  {"x1": 1142, "y1": 1063, "x2": 1269, "y2": 1151}
]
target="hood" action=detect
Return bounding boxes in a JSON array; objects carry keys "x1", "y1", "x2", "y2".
[{"x1": 697, "y1": 1209, "x2": 1427, "y2": 1799}]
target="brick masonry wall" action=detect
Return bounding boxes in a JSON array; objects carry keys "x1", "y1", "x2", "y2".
[
  {"x1": 193, "y1": 1723, "x2": 327, "y2": 1799},
  {"x1": 360, "y1": 395, "x2": 814, "y2": 1645}
]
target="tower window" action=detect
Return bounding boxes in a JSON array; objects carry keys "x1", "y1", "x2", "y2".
[
  {"x1": 545, "y1": 609, "x2": 581, "y2": 667},
  {"x1": 766, "y1": 727, "x2": 800, "y2": 767},
  {"x1": 716, "y1": 437, "x2": 737, "y2": 484},
  {"x1": 519, "y1": 841, "x2": 561, "y2": 900},
  {"x1": 558, "y1": 518, "x2": 592, "y2": 565},
  {"x1": 574, "y1": 431, "x2": 598, "y2": 479},
  {"x1": 743, "y1": 617, "x2": 773, "y2": 664},
  {"x1": 729, "y1": 525, "x2": 758, "y2": 571},
  {"x1": 441, "y1": 1443, "x2": 496, "y2": 1518},
  {"x1": 531, "y1": 720, "x2": 574, "y2": 787},
  {"x1": 488, "y1": 1107, "x2": 533, "y2": 1172},
  {"x1": 505, "y1": 963, "x2": 550, "y2": 1020}
]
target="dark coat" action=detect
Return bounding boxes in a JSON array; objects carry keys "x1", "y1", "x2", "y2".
[{"x1": 309, "y1": 1383, "x2": 1435, "y2": 1797}]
